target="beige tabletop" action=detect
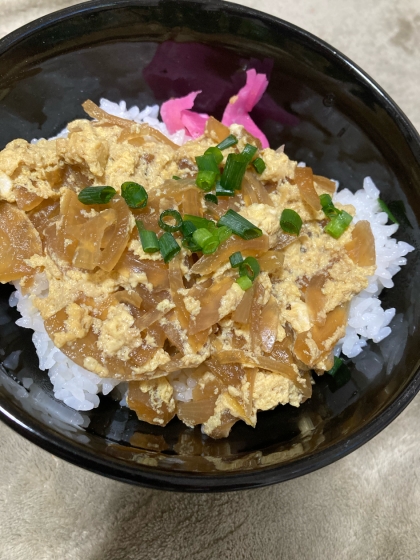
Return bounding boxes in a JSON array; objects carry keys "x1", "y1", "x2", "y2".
[{"x1": 0, "y1": 1, "x2": 420, "y2": 559}]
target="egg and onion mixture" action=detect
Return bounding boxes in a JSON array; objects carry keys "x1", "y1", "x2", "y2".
[{"x1": 0, "y1": 102, "x2": 375, "y2": 438}]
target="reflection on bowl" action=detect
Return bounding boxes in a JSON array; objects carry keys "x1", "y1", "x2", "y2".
[{"x1": 0, "y1": 0, "x2": 419, "y2": 492}]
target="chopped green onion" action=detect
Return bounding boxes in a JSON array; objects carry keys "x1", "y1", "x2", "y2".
[
  {"x1": 280, "y1": 209, "x2": 302, "y2": 236},
  {"x1": 326, "y1": 356, "x2": 343, "y2": 377},
  {"x1": 202, "y1": 238, "x2": 220, "y2": 254},
  {"x1": 204, "y1": 193, "x2": 219, "y2": 205},
  {"x1": 253, "y1": 157, "x2": 266, "y2": 174},
  {"x1": 229, "y1": 251, "x2": 244, "y2": 268},
  {"x1": 193, "y1": 228, "x2": 214, "y2": 248},
  {"x1": 180, "y1": 220, "x2": 197, "y2": 238},
  {"x1": 140, "y1": 231, "x2": 160, "y2": 253},
  {"x1": 387, "y1": 200, "x2": 412, "y2": 228},
  {"x1": 215, "y1": 181, "x2": 235, "y2": 197},
  {"x1": 192, "y1": 228, "x2": 220, "y2": 254},
  {"x1": 378, "y1": 198, "x2": 398, "y2": 224},
  {"x1": 218, "y1": 209, "x2": 263, "y2": 240},
  {"x1": 324, "y1": 210, "x2": 353, "y2": 238},
  {"x1": 196, "y1": 170, "x2": 217, "y2": 192},
  {"x1": 239, "y1": 256, "x2": 260, "y2": 281},
  {"x1": 320, "y1": 194, "x2": 339, "y2": 219},
  {"x1": 195, "y1": 154, "x2": 219, "y2": 174},
  {"x1": 183, "y1": 214, "x2": 217, "y2": 232},
  {"x1": 158, "y1": 209, "x2": 183, "y2": 232},
  {"x1": 204, "y1": 147, "x2": 223, "y2": 164},
  {"x1": 216, "y1": 134, "x2": 238, "y2": 150},
  {"x1": 220, "y1": 153, "x2": 248, "y2": 191},
  {"x1": 121, "y1": 181, "x2": 148, "y2": 209},
  {"x1": 159, "y1": 232, "x2": 180, "y2": 263},
  {"x1": 236, "y1": 275, "x2": 253, "y2": 291},
  {"x1": 326, "y1": 359, "x2": 351, "y2": 391},
  {"x1": 78, "y1": 186, "x2": 116, "y2": 205},
  {"x1": 217, "y1": 226, "x2": 232, "y2": 244},
  {"x1": 136, "y1": 222, "x2": 160, "y2": 254},
  {"x1": 172, "y1": 175, "x2": 181, "y2": 180},
  {"x1": 182, "y1": 237, "x2": 202, "y2": 252},
  {"x1": 241, "y1": 143, "x2": 258, "y2": 163}
]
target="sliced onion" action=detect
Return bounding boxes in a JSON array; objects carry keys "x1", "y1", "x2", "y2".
[
  {"x1": 205, "y1": 116, "x2": 230, "y2": 142},
  {"x1": 258, "y1": 250, "x2": 284, "y2": 273},
  {"x1": 250, "y1": 280, "x2": 265, "y2": 351},
  {"x1": 233, "y1": 283, "x2": 255, "y2": 324},
  {"x1": 345, "y1": 220, "x2": 376, "y2": 266},
  {"x1": 127, "y1": 378, "x2": 175, "y2": 426},
  {"x1": 305, "y1": 273, "x2": 327, "y2": 324},
  {"x1": 260, "y1": 296, "x2": 279, "y2": 353},
  {"x1": 0, "y1": 202, "x2": 42, "y2": 282},
  {"x1": 190, "y1": 234, "x2": 269, "y2": 276},
  {"x1": 98, "y1": 196, "x2": 133, "y2": 272},
  {"x1": 82, "y1": 100, "x2": 178, "y2": 149},
  {"x1": 189, "y1": 276, "x2": 234, "y2": 335},
  {"x1": 313, "y1": 174, "x2": 336, "y2": 194},
  {"x1": 294, "y1": 167, "x2": 321, "y2": 211},
  {"x1": 168, "y1": 253, "x2": 189, "y2": 330},
  {"x1": 244, "y1": 172, "x2": 274, "y2": 206}
]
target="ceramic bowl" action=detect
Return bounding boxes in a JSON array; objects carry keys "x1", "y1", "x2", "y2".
[{"x1": 0, "y1": 0, "x2": 419, "y2": 492}]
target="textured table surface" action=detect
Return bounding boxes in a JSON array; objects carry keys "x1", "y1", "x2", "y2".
[{"x1": 0, "y1": 1, "x2": 420, "y2": 559}]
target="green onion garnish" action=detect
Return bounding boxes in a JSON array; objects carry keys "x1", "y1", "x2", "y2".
[
  {"x1": 195, "y1": 154, "x2": 220, "y2": 174},
  {"x1": 229, "y1": 251, "x2": 244, "y2": 268},
  {"x1": 192, "y1": 228, "x2": 220, "y2": 254},
  {"x1": 193, "y1": 228, "x2": 214, "y2": 248},
  {"x1": 239, "y1": 256, "x2": 260, "y2": 281},
  {"x1": 320, "y1": 194, "x2": 340, "y2": 219},
  {"x1": 216, "y1": 134, "x2": 238, "y2": 150},
  {"x1": 216, "y1": 226, "x2": 232, "y2": 244},
  {"x1": 325, "y1": 358, "x2": 351, "y2": 391},
  {"x1": 253, "y1": 157, "x2": 266, "y2": 174},
  {"x1": 387, "y1": 200, "x2": 412, "y2": 228},
  {"x1": 241, "y1": 143, "x2": 258, "y2": 163},
  {"x1": 202, "y1": 238, "x2": 219, "y2": 254},
  {"x1": 172, "y1": 175, "x2": 181, "y2": 180},
  {"x1": 378, "y1": 198, "x2": 398, "y2": 224},
  {"x1": 183, "y1": 214, "x2": 217, "y2": 232},
  {"x1": 158, "y1": 209, "x2": 183, "y2": 232},
  {"x1": 324, "y1": 210, "x2": 353, "y2": 238},
  {"x1": 204, "y1": 193, "x2": 218, "y2": 205},
  {"x1": 78, "y1": 186, "x2": 116, "y2": 205},
  {"x1": 182, "y1": 237, "x2": 201, "y2": 252},
  {"x1": 180, "y1": 220, "x2": 197, "y2": 238},
  {"x1": 215, "y1": 181, "x2": 235, "y2": 197},
  {"x1": 204, "y1": 147, "x2": 223, "y2": 164},
  {"x1": 220, "y1": 153, "x2": 248, "y2": 191},
  {"x1": 326, "y1": 356, "x2": 343, "y2": 377},
  {"x1": 121, "y1": 182, "x2": 148, "y2": 209},
  {"x1": 236, "y1": 275, "x2": 253, "y2": 291},
  {"x1": 218, "y1": 209, "x2": 263, "y2": 240},
  {"x1": 136, "y1": 224, "x2": 160, "y2": 254},
  {"x1": 280, "y1": 208, "x2": 302, "y2": 236},
  {"x1": 196, "y1": 170, "x2": 217, "y2": 192},
  {"x1": 159, "y1": 232, "x2": 181, "y2": 263},
  {"x1": 141, "y1": 231, "x2": 160, "y2": 253}
]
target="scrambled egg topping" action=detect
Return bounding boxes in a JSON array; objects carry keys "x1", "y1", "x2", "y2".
[{"x1": 0, "y1": 111, "x2": 375, "y2": 438}]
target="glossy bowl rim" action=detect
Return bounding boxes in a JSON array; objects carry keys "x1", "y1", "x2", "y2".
[{"x1": 0, "y1": 0, "x2": 419, "y2": 492}]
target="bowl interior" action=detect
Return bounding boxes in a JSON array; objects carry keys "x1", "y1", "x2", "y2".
[{"x1": 0, "y1": 0, "x2": 419, "y2": 491}]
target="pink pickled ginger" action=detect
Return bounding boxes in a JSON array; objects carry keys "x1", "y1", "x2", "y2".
[
  {"x1": 160, "y1": 91, "x2": 206, "y2": 136},
  {"x1": 221, "y1": 69, "x2": 269, "y2": 148},
  {"x1": 160, "y1": 70, "x2": 270, "y2": 146}
]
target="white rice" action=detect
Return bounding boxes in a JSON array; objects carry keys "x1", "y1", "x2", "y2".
[
  {"x1": 10, "y1": 99, "x2": 414, "y2": 412},
  {"x1": 333, "y1": 177, "x2": 414, "y2": 358}
]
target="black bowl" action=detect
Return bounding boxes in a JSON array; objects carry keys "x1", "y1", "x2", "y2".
[{"x1": 0, "y1": 0, "x2": 419, "y2": 492}]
